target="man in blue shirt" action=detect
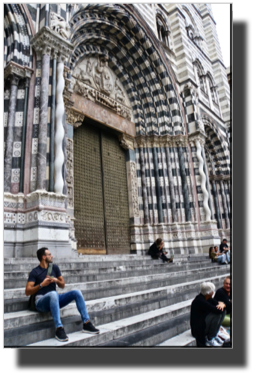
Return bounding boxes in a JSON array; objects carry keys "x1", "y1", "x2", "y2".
[{"x1": 25, "y1": 247, "x2": 100, "y2": 342}]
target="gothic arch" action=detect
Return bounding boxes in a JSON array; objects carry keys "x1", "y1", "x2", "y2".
[
  {"x1": 4, "y1": 4, "x2": 33, "y2": 68},
  {"x1": 202, "y1": 115, "x2": 230, "y2": 175},
  {"x1": 67, "y1": 4, "x2": 185, "y2": 136}
]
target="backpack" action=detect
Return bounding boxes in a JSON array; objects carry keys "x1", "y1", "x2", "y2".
[{"x1": 28, "y1": 263, "x2": 53, "y2": 311}]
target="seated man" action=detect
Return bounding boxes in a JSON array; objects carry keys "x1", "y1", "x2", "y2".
[
  {"x1": 214, "y1": 276, "x2": 231, "y2": 327},
  {"x1": 209, "y1": 246, "x2": 227, "y2": 264},
  {"x1": 148, "y1": 238, "x2": 173, "y2": 263},
  {"x1": 190, "y1": 282, "x2": 227, "y2": 347},
  {"x1": 25, "y1": 247, "x2": 100, "y2": 342},
  {"x1": 220, "y1": 238, "x2": 231, "y2": 263}
]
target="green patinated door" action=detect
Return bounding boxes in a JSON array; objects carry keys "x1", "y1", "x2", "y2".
[{"x1": 74, "y1": 122, "x2": 130, "y2": 254}]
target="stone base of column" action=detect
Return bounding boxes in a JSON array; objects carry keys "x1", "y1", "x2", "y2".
[
  {"x1": 130, "y1": 220, "x2": 221, "y2": 255},
  {"x1": 4, "y1": 190, "x2": 77, "y2": 259}
]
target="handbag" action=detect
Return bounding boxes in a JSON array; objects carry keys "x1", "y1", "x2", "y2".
[{"x1": 28, "y1": 263, "x2": 53, "y2": 311}]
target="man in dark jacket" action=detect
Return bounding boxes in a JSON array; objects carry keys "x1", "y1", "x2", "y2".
[
  {"x1": 215, "y1": 276, "x2": 231, "y2": 326},
  {"x1": 190, "y1": 282, "x2": 226, "y2": 347},
  {"x1": 148, "y1": 238, "x2": 173, "y2": 263},
  {"x1": 220, "y1": 238, "x2": 231, "y2": 263}
]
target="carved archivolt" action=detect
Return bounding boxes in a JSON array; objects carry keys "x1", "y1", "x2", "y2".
[{"x1": 72, "y1": 55, "x2": 132, "y2": 120}]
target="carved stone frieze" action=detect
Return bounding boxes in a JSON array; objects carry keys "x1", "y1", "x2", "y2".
[
  {"x1": 119, "y1": 134, "x2": 135, "y2": 151},
  {"x1": 209, "y1": 174, "x2": 231, "y2": 181},
  {"x1": 134, "y1": 135, "x2": 188, "y2": 149},
  {"x1": 65, "y1": 108, "x2": 84, "y2": 128},
  {"x1": 66, "y1": 138, "x2": 74, "y2": 209},
  {"x1": 130, "y1": 161, "x2": 140, "y2": 218},
  {"x1": 25, "y1": 190, "x2": 67, "y2": 210},
  {"x1": 40, "y1": 210, "x2": 66, "y2": 223},
  {"x1": 4, "y1": 61, "x2": 34, "y2": 81},
  {"x1": 72, "y1": 56, "x2": 132, "y2": 120}
]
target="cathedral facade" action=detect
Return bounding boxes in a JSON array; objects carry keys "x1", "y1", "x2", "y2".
[{"x1": 4, "y1": 4, "x2": 231, "y2": 258}]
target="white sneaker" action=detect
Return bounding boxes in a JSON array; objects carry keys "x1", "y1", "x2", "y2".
[
  {"x1": 205, "y1": 337, "x2": 221, "y2": 347},
  {"x1": 215, "y1": 336, "x2": 224, "y2": 345},
  {"x1": 218, "y1": 329, "x2": 230, "y2": 341}
]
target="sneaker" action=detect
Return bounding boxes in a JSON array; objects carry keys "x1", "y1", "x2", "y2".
[
  {"x1": 168, "y1": 256, "x2": 174, "y2": 263},
  {"x1": 215, "y1": 336, "x2": 224, "y2": 345},
  {"x1": 83, "y1": 321, "x2": 100, "y2": 334},
  {"x1": 218, "y1": 328, "x2": 230, "y2": 341},
  {"x1": 205, "y1": 337, "x2": 221, "y2": 347},
  {"x1": 55, "y1": 327, "x2": 69, "y2": 342}
]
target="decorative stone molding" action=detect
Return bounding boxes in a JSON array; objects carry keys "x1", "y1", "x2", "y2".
[
  {"x1": 30, "y1": 26, "x2": 74, "y2": 61},
  {"x1": 4, "y1": 61, "x2": 34, "y2": 81},
  {"x1": 66, "y1": 138, "x2": 74, "y2": 209},
  {"x1": 50, "y1": 11, "x2": 71, "y2": 40},
  {"x1": 188, "y1": 130, "x2": 207, "y2": 147},
  {"x1": 134, "y1": 134, "x2": 188, "y2": 149},
  {"x1": 4, "y1": 192, "x2": 24, "y2": 209},
  {"x1": 210, "y1": 174, "x2": 231, "y2": 181},
  {"x1": 40, "y1": 210, "x2": 66, "y2": 223},
  {"x1": 25, "y1": 190, "x2": 67, "y2": 210},
  {"x1": 119, "y1": 134, "x2": 135, "y2": 151},
  {"x1": 71, "y1": 56, "x2": 132, "y2": 120},
  {"x1": 65, "y1": 108, "x2": 84, "y2": 128},
  {"x1": 130, "y1": 161, "x2": 140, "y2": 218}
]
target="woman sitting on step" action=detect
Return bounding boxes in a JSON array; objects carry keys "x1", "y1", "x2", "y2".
[
  {"x1": 148, "y1": 238, "x2": 173, "y2": 263},
  {"x1": 209, "y1": 246, "x2": 227, "y2": 265}
]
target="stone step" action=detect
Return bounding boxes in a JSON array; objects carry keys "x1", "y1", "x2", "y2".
[
  {"x1": 4, "y1": 275, "x2": 227, "y2": 346},
  {"x1": 27, "y1": 299, "x2": 194, "y2": 347},
  {"x1": 4, "y1": 259, "x2": 215, "y2": 288},
  {"x1": 157, "y1": 329, "x2": 196, "y2": 346},
  {"x1": 4, "y1": 264, "x2": 229, "y2": 303}
]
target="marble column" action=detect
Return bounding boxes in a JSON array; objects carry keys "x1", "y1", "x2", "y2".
[
  {"x1": 19, "y1": 77, "x2": 30, "y2": 193},
  {"x1": 152, "y1": 146, "x2": 163, "y2": 223},
  {"x1": 49, "y1": 51, "x2": 57, "y2": 192},
  {"x1": 220, "y1": 180, "x2": 229, "y2": 228},
  {"x1": 139, "y1": 147, "x2": 149, "y2": 224},
  {"x1": 37, "y1": 45, "x2": 51, "y2": 190},
  {"x1": 4, "y1": 74, "x2": 20, "y2": 192},
  {"x1": 177, "y1": 146, "x2": 191, "y2": 222},
  {"x1": 211, "y1": 180, "x2": 221, "y2": 229},
  {"x1": 54, "y1": 54, "x2": 66, "y2": 194},
  {"x1": 165, "y1": 146, "x2": 177, "y2": 222},
  {"x1": 195, "y1": 139, "x2": 211, "y2": 221}
]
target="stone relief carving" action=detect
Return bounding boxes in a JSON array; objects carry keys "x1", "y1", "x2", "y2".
[
  {"x1": 65, "y1": 108, "x2": 84, "y2": 128},
  {"x1": 41, "y1": 211, "x2": 66, "y2": 222},
  {"x1": 130, "y1": 161, "x2": 140, "y2": 218},
  {"x1": 66, "y1": 138, "x2": 74, "y2": 209},
  {"x1": 119, "y1": 134, "x2": 134, "y2": 151},
  {"x1": 72, "y1": 55, "x2": 132, "y2": 120},
  {"x1": 50, "y1": 12, "x2": 71, "y2": 40}
]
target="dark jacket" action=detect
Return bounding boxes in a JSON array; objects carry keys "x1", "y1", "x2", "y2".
[
  {"x1": 148, "y1": 242, "x2": 162, "y2": 258},
  {"x1": 190, "y1": 293, "x2": 222, "y2": 345},
  {"x1": 214, "y1": 287, "x2": 231, "y2": 315}
]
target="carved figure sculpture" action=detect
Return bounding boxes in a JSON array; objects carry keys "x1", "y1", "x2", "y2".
[
  {"x1": 94, "y1": 56, "x2": 112, "y2": 95},
  {"x1": 115, "y1": 79, "x2": 125, "y2": 103},
  {"x1": 50, "y1": 12, "x2": 71, "y2": 40}
]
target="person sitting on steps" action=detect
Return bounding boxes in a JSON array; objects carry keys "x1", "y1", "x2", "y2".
[
  {"x1": 148, "y1": 238, "x2": 173, "y2": 263},
  {"x1": 220, "y1": 238, "x2": 231, "y2": 263},
  {"x1": 209, "y1": 246, "x2": 227, "y2": 265},
  {"x1": 25, "y1": 247, "x2": 100, "y2": 342}
]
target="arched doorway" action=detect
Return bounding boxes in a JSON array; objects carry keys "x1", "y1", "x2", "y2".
[{"x1": 73, "y1": 118, "x2": 131, "y2": 254}]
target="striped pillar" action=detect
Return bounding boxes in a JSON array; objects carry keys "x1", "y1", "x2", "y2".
[
  {"x1": 19, "y1": 77, "x2": 30, "y2": 193},
  {"x1": 4, "y1": 74, "x2": 20, "y2": 192},
  {"x1": 177, "y1": 146, "x2": 191, "y2": 222}
]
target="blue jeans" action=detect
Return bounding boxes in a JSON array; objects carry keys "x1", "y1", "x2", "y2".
[
  {"x1": 217, "y1": 254, "x2": 227, "y2": 264},
  {"x1": 225, "y1": 250, "x2": 230, "y2": 263},
  {"x1": 35, "y1": 290, "x2": 90, "y2": 329}
]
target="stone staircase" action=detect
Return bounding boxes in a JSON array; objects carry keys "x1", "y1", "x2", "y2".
[{"x1": 4, "y1": 254, "x2": 230, "y2": 347}]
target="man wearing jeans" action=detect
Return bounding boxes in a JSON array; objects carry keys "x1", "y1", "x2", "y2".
[
  {"x1": 220, "y1": 238, "x2": 231, "y2": 263},
  {"x1": 25, "y1": 247, "x2": 100, "y2": 342}
]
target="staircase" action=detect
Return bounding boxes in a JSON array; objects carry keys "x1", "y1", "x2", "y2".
[{"x1": 4, "y1": 254, "x2": 230, "y2": 347}]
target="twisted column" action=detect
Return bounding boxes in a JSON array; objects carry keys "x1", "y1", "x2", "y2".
[
  {"x1": 54, "y1": 55, "x2": 66, "y2": 194},
  {"x1": 195, "y1": 139, "x2": 211, "y2": 221}
]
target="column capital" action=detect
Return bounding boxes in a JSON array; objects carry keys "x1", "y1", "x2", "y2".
[
  {"x1": 30, "y1": 26, "x2": 74, "y2": 61},
  {"x1": 4, "y1": 61, "x2": 34, "y2": 82},
  {"x1": 188, "y1": 129, "x2": 207, "y2": 147},
  {"x1": 65, "y1": 108, "x2": 84, "y2": 128},
  {"x1": 119, "y1": 133, "x2": 135, "y2": 151}
]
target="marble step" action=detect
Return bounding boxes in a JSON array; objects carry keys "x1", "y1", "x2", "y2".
[
  {"x1": 27, "y1": 299, "x2": 194, "y2": 347},
  {"x1": 4, "y1": 259, "x2": 214, "y2": 289},
  {"x1": 157, "y1": 329, "x2": 196, "y2": 346},
  {"x1": 4, "y1": 275, "x2": 227, "y2": 346}
]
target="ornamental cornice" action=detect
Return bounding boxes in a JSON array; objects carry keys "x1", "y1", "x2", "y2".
[
  {"x1": 4, "y1": 61, "x2": 34, "y2": 81},
  {"x1": 134, "y1": 135, "x2": 188, "y2": 149},
  {"x1": 30, "y1": 26, "x2": 74, "y2": 61},
  {"x1": 188, "y1": 129, "x2": 207, "y2": 147}
]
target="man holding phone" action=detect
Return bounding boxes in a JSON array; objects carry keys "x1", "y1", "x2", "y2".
[{"x1": 25, "y1": 247, "x2": 100, "y2": 342}]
